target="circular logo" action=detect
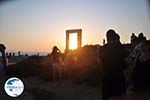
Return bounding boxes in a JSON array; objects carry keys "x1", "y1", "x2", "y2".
[{"x1": 4, "y1": 77, "x2": 24, "y2": 97}]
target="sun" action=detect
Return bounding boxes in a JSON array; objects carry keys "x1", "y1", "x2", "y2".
[{"x1": 69, "y1": 33, "x2": 77, "y2": 50}]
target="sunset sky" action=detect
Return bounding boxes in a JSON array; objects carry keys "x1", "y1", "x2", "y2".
[{"x1": 0, "y1": 0, "x2": 150, "y2": 54}]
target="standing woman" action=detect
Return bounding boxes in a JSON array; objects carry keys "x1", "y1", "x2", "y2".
[
  {"x1": 0, "y1": 44, "x2": 7, "y2": 72},
  {"x1": 51, "y1": 46, "x2": 64, "y2": 81}
]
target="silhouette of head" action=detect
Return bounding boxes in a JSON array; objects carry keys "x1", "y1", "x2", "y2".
[
  {"x1": 52, "y1": 46, "x2": 60, "y2": 54},
  {"x1": 138, "y1": 33, "x2": 144, "y2": 38},
  {"x1": 106, "y1": 29, "x2": 117, "y2": 43},
  {"x1": 0, "y1": 44, "x2": 6, "y2": 53},
  {"x1": 138, "y1": 33, "x2": 146, "y2": 42},
  {"x1": 53, "y1": 46, "x2": 57, "y2": 51},
  {"x1": 132, "y1": 33, "x2": 135, "y2": 36}
]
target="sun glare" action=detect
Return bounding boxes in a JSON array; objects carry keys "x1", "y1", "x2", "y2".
[{"x1": 69, "y1": 33, "x2": 77, "y2": 50}]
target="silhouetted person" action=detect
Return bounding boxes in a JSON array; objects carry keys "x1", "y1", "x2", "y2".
[
  {"x1": 12, "y1": 53, "x2": 15, "y2": 57},
  {"x1": 18, "y1": 51, "x2": 21, "y2": 56},
  {"x1": 99, "y1": 29, "x2": 128, "y2": 100},
  {"x1": 103, "y1": 39, "x2": 105, "y2": 45},
  {"x1": 9, "y1": 52, "x2": 12, "y2": 57},
  {"x1": 37, "y1": 53, "x2": 39, "y2": 56},
  {"x1": 131, "y1": 40, "x2": 150, "y2": 92},
  {"x1": 138, "y1": 33, "x2": 146, "y2": 43},
  {"x1": 0, "y1": 44, "x2": 7, "y2": 72},
  {"x1": 115, "y1": 33, "x2": 121, "y2": 44},
  {"x1": 131, "y1": 33, "x2": 139, "y2": 48},
  {"x1": 25, "y1": 53, "x2": 28, "y2": 56},
  {"x1": 51, "y1": 46, "x2": 64, "y2": 81}
]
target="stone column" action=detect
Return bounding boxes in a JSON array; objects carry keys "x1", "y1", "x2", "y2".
[
  {"x1": 77, "y1": 30, "x2": 82, "y2": 49},
  {"x1": 65, "y1": 31, "x2": 69, "y2": 53}
]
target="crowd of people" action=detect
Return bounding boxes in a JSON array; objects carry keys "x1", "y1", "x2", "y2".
[
  {"x1": 98, "y1": 29, "x2": 150, "y2": 100},
  {"x1": 131, "y1": 32, "x2": 146, "y2": 48},
  {"x1": 0, "y1": 29, "x2": 150, "y2": 100}
]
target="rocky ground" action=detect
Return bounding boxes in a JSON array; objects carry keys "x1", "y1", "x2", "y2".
[{"x1": 0, "y1": 75, "x2": 101, "y2": 100}]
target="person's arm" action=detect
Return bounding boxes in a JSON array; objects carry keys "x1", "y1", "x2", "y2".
[
  {"x1": 56, "y1": 47, "x2": 61, "y2": 54},
  {"x1": 56, "y1": 47, "x2": 62, "y2": 58}
]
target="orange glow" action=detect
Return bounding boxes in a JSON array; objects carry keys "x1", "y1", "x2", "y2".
[{"x1": 69, "y1": 33, "x2": 77, "y2": 50}]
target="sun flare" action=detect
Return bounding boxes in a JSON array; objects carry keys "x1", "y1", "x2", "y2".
[{"x1": 69, "y1": 33, "x2": 77, "y2": 50}]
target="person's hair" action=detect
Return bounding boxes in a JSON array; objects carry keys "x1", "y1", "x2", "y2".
[
  {"x1": 0, "y1": 44, "x2": 6, "y2": 51},
  {"x1": 106, "y1": 29, "x2": 117, "y2": 42},
  {"x1": 132, "y1": 33, "x2": 135, "y2": 36},
  {"x1": 52, "y1": 46, "x2": 57, "y2": 53},
  {"x1": 138, "y1": 33, "x2": 144, "y2": 38}
]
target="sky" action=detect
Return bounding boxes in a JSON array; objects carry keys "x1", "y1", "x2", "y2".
[{"x1": 0, "y1": 0, "x2": 150, "y2": 53}]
